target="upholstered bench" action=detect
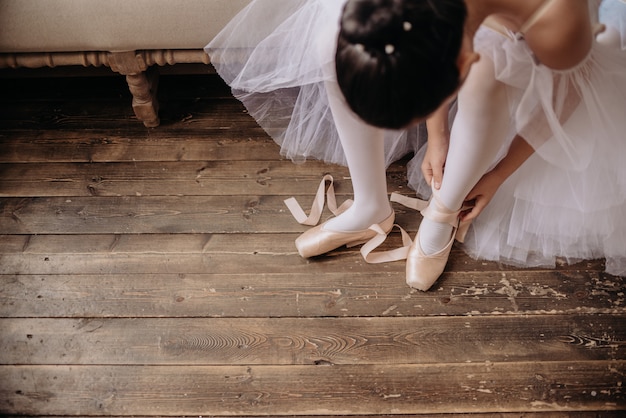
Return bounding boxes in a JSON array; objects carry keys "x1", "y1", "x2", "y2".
[{"x1": 0, "y1": 0, "x2": 251, "y2": 127}]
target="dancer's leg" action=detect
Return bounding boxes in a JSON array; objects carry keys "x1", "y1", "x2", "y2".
[
  {"x1": 419, "y1": 56, "x2": 511, "y2": 254},
  {"x1": 323, "y1": 78, "x2": 392, "y2": 232}
]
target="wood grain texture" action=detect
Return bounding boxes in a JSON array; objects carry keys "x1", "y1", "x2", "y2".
[
  {"x1": 2, "y1": 270, "x2": 623, "y2": 318},
  {"x1": 0, "y1": 73, "x2": 623, "y2": 416},
  {"x1": 1, "y1": 363, "x2": 624, "y2": 415},
  {"x1": 0, "y1": 161, "x2": 355, "y2": 197},
  {"x1": 5, "y1": 415, "x2": 623, "y2": 418},
  {"x1": 1, "y1": 315, "x2": 624, "y2": 365}
]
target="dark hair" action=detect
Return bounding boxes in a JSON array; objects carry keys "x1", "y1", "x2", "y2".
[{"x1": 336, "y1": 0, "x2": 467, "y2": 129}]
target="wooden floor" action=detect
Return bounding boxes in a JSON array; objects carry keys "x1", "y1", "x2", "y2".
[{"x1": 0, "y1": 70, "x2": 625, "y2": 417}]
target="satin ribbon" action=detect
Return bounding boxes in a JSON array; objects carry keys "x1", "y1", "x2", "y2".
[
  {"x1": 284, "y1": 174, "x2": 352, "y2": 226},
  {"x1": 284, "y1": 177, "x2": 470, "y2": 264}
]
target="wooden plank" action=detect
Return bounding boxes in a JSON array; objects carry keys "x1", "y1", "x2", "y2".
[
  {"x1": 9, "y1": 415, "x2": 623, "y2": 418},
  {"x1": 1, "y1": 315, "x2": 624, "y2": 365},
  {"x1": 0, "y1": 195, "x2": 321, "y2": 234},
  {"x1": 0, "y1": 161, "x2": 350, "y2": 197},
  {"x1": 0, "y1": 125, "x2": 392, "y2": 165},
  {"x1": 0, "y1": 161, "x2": 420, "y2": 197},
  {"x1": 0, "y1": 248, "x2": 607, "y2": 279},
  {"x1": 0, "y1": 131, "x2": 283, "y2": 163},
  {"x1": 1, "y1": 270, "x2": 622, "y2": 318},
  {"x1": 0, "y1": 233, "x2": 606, "y2": 270},
  {"x1": 0, "y1": 363, "x2": 623, "y2": 415},
  {"x1": 0, "y1": 160, "x2": 408, "y2": 197},
  {"x1": 0, "y1": 99, "x2": 263, "y2": 131},
  {"x1": 0, "y1": 196, "x2": 424, "y2": 234},
  {"x1": 0, "y1": 232, "x2": 607, "y2": 273}
]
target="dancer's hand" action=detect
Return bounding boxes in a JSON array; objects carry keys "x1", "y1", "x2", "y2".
[
  {"x1": 424, "y1": 101, "x2": 451, "y2": 190},
  {"x1": 422, "y1": 139, "x2": 448, "y2": 190},
  {"x1": 461, "y1": 170, "x2": 503, "y2": 221},
  {"x1": 462, "y1": 135, "x2": 534, "y2": 221}
]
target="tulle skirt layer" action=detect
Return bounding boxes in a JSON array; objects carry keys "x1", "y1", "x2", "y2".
[
  {"x1": 205, "y1": 0, "x2": 421, "y2": 167},
  {"x1": 206, "y1": 0, "x2": 626, "y2": 276},
  {"x1": 453, "y1": 9, "x2": 626, "y2": 276}
]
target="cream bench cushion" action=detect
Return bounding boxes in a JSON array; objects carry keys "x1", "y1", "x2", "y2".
[{"x1": 0, "y1": 0, "x2": 250, "y2": 52}]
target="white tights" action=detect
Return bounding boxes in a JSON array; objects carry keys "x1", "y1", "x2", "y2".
[
  {"x1": 421, "y1": 25, "x2": 624, "y2": 253},
  {"x1": 323, "y1": 55, "x2": 510, "y2": 255},
  {"x1": 420, "y1": 56, "x2": 511, "y2": 254},
  {"x1": 323, "y1": 79, "x2": 392, "y2": 232}
]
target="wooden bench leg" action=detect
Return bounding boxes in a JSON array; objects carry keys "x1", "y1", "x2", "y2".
[
  {"x1": 126, "y1": 68, "x2": 160, "y2": 128},
  {"x1": 109, "y1": 51, "x2": 160, "y2": 128},
  {"x1": 0, "y1": 50, "x2": 214, "y2": 128}
]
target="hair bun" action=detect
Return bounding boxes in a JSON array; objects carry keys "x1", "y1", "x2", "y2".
[{"x1": 340, "y1": 0, "x2": 404, "y2": 46}]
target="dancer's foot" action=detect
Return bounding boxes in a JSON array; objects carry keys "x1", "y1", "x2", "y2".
[
  {"x1": 285, "y1": 175, "x2": 395, "y2": 258},
  {"x1": 405, "y1": 186, "x2": 469, "y2": 291},
  {"x1": 323, "y1": 204, "x2": 394, "y2": 232},
  {"x1": 295, "y1": 210, "x2": 395, "y2": 258},
  {"x1": 406, "y1": 227, "x2": 456, "y2": 291},
  {"x1": 417, "y1": 218, "x2": 454, "y2": 255}
]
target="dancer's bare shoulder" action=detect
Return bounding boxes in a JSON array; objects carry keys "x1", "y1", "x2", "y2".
[{"x1": 524, "y1": 0, "x2": 592, "y2": 70}]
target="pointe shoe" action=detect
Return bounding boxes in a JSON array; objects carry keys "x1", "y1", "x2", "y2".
[
  {"x1": 295, "y1": 211, "x2": 395, "y2": 258},
  {"x1": 406, "y1": 228, "x2": 456, "y2": 291},
  {"x1": 405, "y1": 188, "x2": 470, "y2": 291}
]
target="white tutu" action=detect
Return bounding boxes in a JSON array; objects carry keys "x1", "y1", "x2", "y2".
[
  {"x1": 205, "y1": 0, "x2": 422, "y2": 168},
  {"x1": 206, "y1": 0, "x2": 626, "y2": 277},
  {"x1": 450, "y1": 1, "x2": 626, "y2": 276}
]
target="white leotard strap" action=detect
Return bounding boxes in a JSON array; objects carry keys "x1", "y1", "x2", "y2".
[{"x1": 519, "y1": 0, "x2": 560, "y2": 35}]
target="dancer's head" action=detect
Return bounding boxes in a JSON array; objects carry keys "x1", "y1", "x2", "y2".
[{"x1": 336, "y1": 0, "x2": 472, "y2": 129}]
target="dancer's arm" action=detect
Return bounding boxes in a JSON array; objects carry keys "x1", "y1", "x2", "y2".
[
  {"x1": 423, "y1": 102, "x2": 451, "y2": 190},
  {"x1": 461, "y1": 135, "x2": 534, "y2": 221}
]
